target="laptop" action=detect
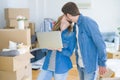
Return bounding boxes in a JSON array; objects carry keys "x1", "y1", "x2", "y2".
[{"x1": 36, "y1": 31, "x2": 63, "y2": 49}]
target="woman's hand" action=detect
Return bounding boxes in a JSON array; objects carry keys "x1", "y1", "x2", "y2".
[
  {"x1": 57, "y1": 48, "x2": 62, "y2": 52},
  {"x1": 48, "y1": 48, "x2": 55, "y2": 50}
]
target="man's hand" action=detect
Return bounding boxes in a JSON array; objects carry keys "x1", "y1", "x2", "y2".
[{"x1": 99, "y1": 66, "x2": 107, "y2": 75}]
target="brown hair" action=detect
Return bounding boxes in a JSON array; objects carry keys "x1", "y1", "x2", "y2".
[
  {"x1": 52, "y1": 15, "x2": 72, "y2": 32},
  {"x1": 62, "y1": 2, "x2": 80, "y2": 16}
]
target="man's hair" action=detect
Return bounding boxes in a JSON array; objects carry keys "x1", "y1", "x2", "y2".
[{"x1": 62, "y1": 2, "x2": 80, "y2": 16}]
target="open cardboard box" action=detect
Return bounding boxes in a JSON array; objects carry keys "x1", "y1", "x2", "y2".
[
  {"x1": 0, "y1": 29, "x2": 33, "y2": 71},
  {"x1": 0, "y1": 29, "x2": 33, "y2": 80},
  {"x1": 0, "y1": 29, "x2": 31, "y2": 51}
]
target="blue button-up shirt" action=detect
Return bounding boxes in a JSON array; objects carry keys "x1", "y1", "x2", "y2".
[
  {"x1": 74, "y1": 14, "x2": 107, "y2": 73},
  {"x1": 42, "y1": 29, "x2": 76, "y2": 74}
]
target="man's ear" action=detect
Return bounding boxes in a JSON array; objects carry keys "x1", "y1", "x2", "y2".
[{"x1": 66, "y1": 13, "x2": 71, "y2": 17}]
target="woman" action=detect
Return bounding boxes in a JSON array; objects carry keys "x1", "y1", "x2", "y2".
[{"x1": 37, "y1": 15, "x2": 76, "y2": 80}]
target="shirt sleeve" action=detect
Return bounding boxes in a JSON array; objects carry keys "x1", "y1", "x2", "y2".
[
  {"x1": 61, "y1": 33, "x2": 76, "y2": 57},
  {"x1": 86, "y1": 19, "x2": 107, "y2": 67}
]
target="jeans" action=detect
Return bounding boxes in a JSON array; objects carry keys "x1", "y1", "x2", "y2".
[
  {"x1": 77, "y1": 65, "x2": 97, "y2": 80},
  {"x1": 37, "y1": 70, "x2": 68, "y2": 80}
]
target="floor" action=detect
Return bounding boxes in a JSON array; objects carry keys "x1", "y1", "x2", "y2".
[{"x1": 32, "y1": 66, "x2": 79, "y2": 80}]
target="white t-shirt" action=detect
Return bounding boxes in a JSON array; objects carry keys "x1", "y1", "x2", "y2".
[
  {"x1": 48, "y1": 50, "x2": 56, "y2": 71},
  {"x1": 76, "y1": 25, "x2": 84, "y2": 67}
]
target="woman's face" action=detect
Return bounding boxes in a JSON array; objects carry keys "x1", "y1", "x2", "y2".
[{"x1": 60, "y1": 16, "x2": 70, "y2": 31}]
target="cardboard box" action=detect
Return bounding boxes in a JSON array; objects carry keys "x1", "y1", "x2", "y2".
[
  {"x1": 29, "y1": 22, "x2": 35, "y2": 36},
  {"x1": 0, "y1": 52, "x2": 33, "y2": 71},
  {"x1": 0, "y1": 64, "x2": 32, "y2": 80},
  {"x1": 107, "y1": 52, "x2": 120, "y2": 59},
  {"x1": 5, "y1": 8, "x2": 29, "y2": 20},
  {"x1": 6, "y1": 19, "x2": 29, "y2": 28},
  {"x1": 0, "y1": 29, "x2": 31, "y2": 50}
]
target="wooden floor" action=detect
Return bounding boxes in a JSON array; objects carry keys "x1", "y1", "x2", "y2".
[{"x1": 32, "y1": 66, "x2": 79, "y2": 80}]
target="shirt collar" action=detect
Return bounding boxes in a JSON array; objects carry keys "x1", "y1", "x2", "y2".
[
  {"x1": 76, "y1": 13, "x2": 83, "y2": 26},
  {"x1": 62, "y1": 28, "x2": 68, "y2": 34}
]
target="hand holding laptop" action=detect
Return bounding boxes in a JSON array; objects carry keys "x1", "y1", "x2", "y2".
[{"x1": 48, "y1": 48, "x2": 62, "y2": 52}]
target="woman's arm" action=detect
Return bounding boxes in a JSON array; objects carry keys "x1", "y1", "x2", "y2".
[{"x1": 61, "y1": 33, "x2": 76, "y2": 57}]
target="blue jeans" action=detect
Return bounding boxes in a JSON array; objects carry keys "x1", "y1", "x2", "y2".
[
  {"x1": 37, "y1": 70, "x2": 68, "y2": 80},
  {"x1": 77, "y1": 65, "x2": 97, "y2": 80}
]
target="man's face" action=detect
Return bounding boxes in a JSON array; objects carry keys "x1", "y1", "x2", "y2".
[
  {"x1": 65, "y1": 14, "x2": 72, "y2": 24},
  {"x1": 60, "y1": 16, "x2": 70, "y2": 31}
]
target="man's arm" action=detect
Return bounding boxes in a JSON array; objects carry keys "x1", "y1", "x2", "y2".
[{"x1": 86, "y1": 19, "x2": 107, "y2": 75}]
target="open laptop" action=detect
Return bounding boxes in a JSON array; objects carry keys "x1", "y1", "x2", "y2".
[{"x1": 36, "y1": 31, "x2": 63, "y2": 49}]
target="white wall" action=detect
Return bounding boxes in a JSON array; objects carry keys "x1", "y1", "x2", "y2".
[
  {"x1": 0, "y1": 0, "x2": 7, "y2": 28},
  {"x1": 81, "y1": 0, "x2": 120, "y2": 32},
  {"x1": 0, "y1": 0, "x2": 45, "y2": 31},
  {"x1": 43, "y1": 0, "x2": 120, "y2": 32},
  {"x1": 29, "y1": 0, "x2": 45, "y2": 32},
  {"x1": 43, "y1": 0, "x2": 91, "y2": 19},
  {"x1": 6, "y1": 0, "x2": 29, "y2": 8},
  {"x1": 0, "y1": 0, "x2": 120, "y2": 32}
]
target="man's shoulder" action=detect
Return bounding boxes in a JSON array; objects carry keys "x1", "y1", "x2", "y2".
[{"x1": 84, "y1": 16, "x2": 96, "y2": 23}]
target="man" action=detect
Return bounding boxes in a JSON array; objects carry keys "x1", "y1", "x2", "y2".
[{"x1": 61, "y1": 2, "x2": 107, "y2": 80}]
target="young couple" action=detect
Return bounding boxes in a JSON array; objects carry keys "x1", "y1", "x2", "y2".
[{"x1": 37, "y1": 2, "x2": 107, "y2": 80}]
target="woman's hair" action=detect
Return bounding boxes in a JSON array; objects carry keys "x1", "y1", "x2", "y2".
[
  {"x1": 52, "y1": 15, "x2": 72, "y2": 32},
  {"x1": 62, "y1": 2, "x2": 80, "y2": 16}
]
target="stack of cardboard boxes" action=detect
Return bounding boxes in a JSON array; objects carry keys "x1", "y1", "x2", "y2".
[
  {"x1": 4, "y1": 8, "x2": 36, "y2": 49},
  {"x1": 0, "y1": 29, "x2": 33, "y2": 80},
  {"x1": 5, "y1": 8, "x2": 29, "y2": 29}
]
